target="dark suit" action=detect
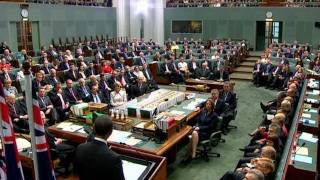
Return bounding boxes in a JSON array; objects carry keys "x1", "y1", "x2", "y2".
[
  {"x1": 142, "y1": 68, "x2": 158, "y2": 90},
  {"x1": 88, "y1": 93, "x2": 107, "y2": 104},
  {"x1": 41, "y1": 66, "x2": 51, "y2": 75},
  {"x1": 58, "y1": 62, "x2": 70, "y2": 71},
  {"x1": 48, "y1": 91, "x2": 69, "y2": 121},
  {"x1": 38, "y1": 95, "x2": 56, "y2": 125},
  {"x1": 65, "y1": 70, "x2": 79, "y2": 81},
  {"x1": 85, "y1": 68, "x2": 97, "y2": 77},
  {"x1": 32, "y1": 79, "x2": 46, "y2": 92},
  {"x1": 63, "y1": 87, "x2": 81, "y2": 105},
  {"x1": 9, "y1": 103, "x2": 29, "y2": 132},
  {"x1": 160, "y1": 62, "x2": 183, "y2": 83},
  {"x1": 196, "y1": 109, "x2": 218, "y2": 141},
  {"x1": 107, "y1": 76, "x2": 120, "y2": 91},
  {"x1": 252, "y1": 63, "x2": 263, "y2": 85},
  {"x1": 74, "y1": 139, "x2": 125, "y2": 180},
  {"x1": 0, "y1": 72, "x2": 14, "y2": 83},
  {"x1": 45, "y1": 76, "x2": 60, "y2": 86},
  {"x1": 195, "y1": 68, "x2": 211, "y2": 79},
  {"x1": 135, "y1": 57, "x2": 147, "y2": 66},
  {"x1": 261, "y1": 63, "x2": 274, "y2": 85},
  {"x1": 132, "y1": 83, "x2": 149, "y2": 98},
  {"x1": 77, "y1": 85, "x2": 91, "y2": 102},
  {"x1": 114, "y1": 62, "x2": 125, "y2": 70}
]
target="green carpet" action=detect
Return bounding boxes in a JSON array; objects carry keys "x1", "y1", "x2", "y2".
[{"x1": 167, "y1": 81, "x2": 278, "y2": 180}]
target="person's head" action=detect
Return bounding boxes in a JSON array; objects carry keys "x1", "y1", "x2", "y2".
[
  {"x1": 266, "y1": 133, "x2": 279, "y2": 150},
  {"x1": 38, "y1": 87, "x2": 46, "y2": 97},
  {"x1": 134, "y1": 66, "x2": 140, "y2": 72},
  {"x1": 280, "y1": 99, "x2": 291, "y2": 112},
  {"x1": 137, "y1": 75, "x2": 144, "y2": 84},
  {"x1": 66, "y1": 79, "x2": 73, "y2": 88},
  {"x1": 79, "y1": 64, "x2": 85, "y2": 71},
  {"x1": 211, "y1": 89, "x2": 219, "y2": 100},
  {"x1": 50, "y1": 69, "x2": 56, "y2": 77},
  {"x1": 243, "y1": 169, "x2": 264, "y2": 180},
  {"x1": 272, "y1": 112, "x2": 286, "y2": 126},
  {"x1": 91, "y1": 85, "x2": 99, "y2": 95},
  {"x1": 257, "y1": 58, "x2": 261, "y2": 64},
  {"x1": 93, "y1": 115, "x2": 113, "y2": 140},
  {"x1": 66, "y1": 50, "x2": 71, "y2": 55},
  {"x1": 115, "y1": 82, "x2": 122, "y2": 93},
  {"x1": 254, "y1": 157, "x2": 275, "y2": 176},
  {"x1": 63, "y1": 55, "x2": 69, "y2": 63},
  {"x1": 79, "y1": 78, "x2": 85, "y2": 87},
  {"x1": 89, "y1": 62, "x2": 94, "y2": 68},
  {"x1": 70, "y1": 63, "x2": 76, "y2": 71},
  {"x1": 4, "y1": 79, "x2": 12, "y2": 88},
  {"x1": 112, "y1": 70, "x2": 119, "y2": 77},
  {"x1": 4, "y1": 49, "x2": 9, "y2": 56},
  {"x1": 202, "y1": 62, "x2": 208, "y2": 69},
  {"x1": 36, "y1": 72, "x2": 43, "y2": 81},
  {"x1": 139, "y1": 52, "x2": 144, "y2": 57},
  {"x1": 205, "y1": 99, "x2": 214, "y2": 112},
  {"x1": 287, "y1": 88, "x2": 295, "y2": 98},
  {"x1": 120, "y1": 57, "x2": 125, "y2": 64},
  {"x1": 6, "y1": 94, "x2": 16, "y2": 104},
  {"x1": 260, "y1": 146, "x2": 276, "y2": 160},
  {"x1": 179, "y1": 56, "x2": 184, "y2": 62},
  {"x1": 223, "y1": 83, "x2": 231, "y2": 92}
]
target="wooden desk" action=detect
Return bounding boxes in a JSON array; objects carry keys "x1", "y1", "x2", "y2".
[
  {"x1": 48, "y1": 121, "x2": 192, "y2": 157},
  {"x1": 185, "y1": 78, "x2": 235, "y2": 92}
]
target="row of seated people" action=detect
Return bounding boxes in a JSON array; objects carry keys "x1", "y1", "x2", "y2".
[
  {"x1": 267, "y1": 41, "x2": 312, "y2": 59},
  {"x1": 6, "y1": 63, "x2": 159, "y2": 133},
  {"x1": 25, "y1": 0, "x2": 113, "y2": 7},
  {"x1": 220, "y1": 67, "x2": 304, "y2": 180},
  {"x1": 160, "y1": 54, "x2": 230, "y2": 84},
  {"x1": 252, "y1": 57, "x2": 305, "y2": 90},
  {"x1": 182, "y1": 83, "x2": 237, "y2": 162}
]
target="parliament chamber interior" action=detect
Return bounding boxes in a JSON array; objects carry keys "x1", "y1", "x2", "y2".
[{"x1": 0, "y1": 0, "x2": 319, "y2": 180}]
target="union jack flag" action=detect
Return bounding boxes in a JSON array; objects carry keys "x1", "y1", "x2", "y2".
[
  {"x1": 31, "y1": 88, "x2": 56, "y2": 180},
  {"x1": 0, "y1": 81, "x2": 25, "y2": 180}
]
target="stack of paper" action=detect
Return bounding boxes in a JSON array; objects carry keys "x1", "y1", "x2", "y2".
[
  {"x1": 296, "y1": 146, "x2": 309, "y2": 156},
  {"x1": 122, "y1": 160, "x2": 147, "y2": 180},
  {"x1": 292, "y1": 154, "x2": 312, "y2": 164},
  {"x1": 108, "y1": 129, "x2": 132, "y2": 143},
  {"x1": 302, "y1": 113, "x2": 311, "y2": 118},
  {"x1": 16, "y1": 138, "x2": 31, "y2": 152},
  {"x1": 299, "y1": 132, "x2": 318, "y2": 143}
]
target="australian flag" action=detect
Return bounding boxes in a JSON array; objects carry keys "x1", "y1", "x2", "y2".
[
  {"x1": 0, "y1": 81, "x2": 25, "y2": 180},
  {"x1": 31, "y1": 88, "x2": 56, "y2": 180}
]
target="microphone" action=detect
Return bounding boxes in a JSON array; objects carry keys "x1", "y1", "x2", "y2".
[{"x1": 292, "y1": 142, "x2": 306, "y2": 164}]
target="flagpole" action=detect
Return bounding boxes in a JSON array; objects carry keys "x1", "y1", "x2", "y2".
[{"x1": 23, "y1": 62, "x2": 40, "y2": 180}]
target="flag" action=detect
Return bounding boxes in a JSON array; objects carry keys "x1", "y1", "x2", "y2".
[
  {"x1": 0, "y1": 81, "x2": 24, "y2": 180},
  {"x1": 30, "y1": 88, "x2": 56, "y2": 180}
]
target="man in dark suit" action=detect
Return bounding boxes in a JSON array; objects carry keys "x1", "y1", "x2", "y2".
[
  {"x1": 142, "y1": 63, "x2": 158, "y2": 90},
  {"x1": 48, "y1": 82, "x2": 70, "y2": 121},
  {"x1": 45, "y1": 69, "x2": 60, "y2": 86},
  {"x1": 41, "y1": 60, "x2": 51, "y2": 75},
  {"x1": 32, "y1": 72, "x2": 47, "y2": 92},
  {"x1": 135, "y1": 52, "x2": 147, "y2": 66},
  {"x1": 88, "y1": 85, "x2": 107, "y2": 104},
  {"x1": 7, "y1": 94, "x2": 29, "y2": 133},
  {"x1": 107, "y1": 70, "x2": 120, "y2": 91},
  {"x1": 132, "y1": 75, "x2": 149, "y2": 98},
  {"x1": 160, "y1": 57, "x2": 183, "y2": 84},
  {"x1": 65, "y1": 63, "x2": 79, "y2": 81},
  {"x1": 195, "y1": 62, "x2": 211, "y2": 80},
  {"x1": 0, "y1": 67, "x2": 14, "y2": 83},
  {"x1": 188, "y1": 57, "x2": 199, "y2": 78},
  {"x1": 77, "y1": 78, "x2": 91, "y2": 102},
  {"x1": 219, "y1": 83, "x2": 237, "y2": 134},
  {"x1": 252, "y1": 58, "x2": 263, "y2": 86},
  {"x1": 38, "y1": 87, "x2": 56, "y2": 125},
  {"x1": 74, "y1": 115, "x2": 125, "y2": 180},
  {"x1": 114, "y1": 57, "x2": 126, "y2": 70},
  {"x1": 261, "y1": 58, "x2": 274, "y2": 86},
  {"x1": 85, "y1": 62, "x2": 98, "y2": 77},
  {"x1": 58, "y1": 55, "x2": 70, "y2": 71},
  {"x1": 63, "y1": 79, "x2": 82, "y2": 105}
]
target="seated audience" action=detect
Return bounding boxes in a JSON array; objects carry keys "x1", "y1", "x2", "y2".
[
  {"x1": 4, "y1": 79, "x2": 18, "y2": 97},
  {"x1": 7, "y1": 94, "x2": 29, "y2": 132},
  {"x1": 132, "y1": 75, "x2": 149, "y2": 98}
]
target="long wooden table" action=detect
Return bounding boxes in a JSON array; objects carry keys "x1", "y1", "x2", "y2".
[{"x1": 185, "y1": 78, "x2": 235, "y2": 92}]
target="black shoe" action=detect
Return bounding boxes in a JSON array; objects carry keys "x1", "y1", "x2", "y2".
[
  {"x1": 260, "y1": 102, "x2": 267, "y2": 113},
  {"x1": 239, "y1": 148, "x2": 245, "y2": 152}
]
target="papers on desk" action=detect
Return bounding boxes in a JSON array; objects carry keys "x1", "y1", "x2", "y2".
[
  {"x1": 301, "y1": 118, "x2": 316, "y2": 125},
  {"x1": 108, "y1": 130, "x2": 132, "y2": 143},
  {"x1": 125, "y1": 137, "x2": 142, "y2": 146},
  {"x1": 304, "y1": 108, "x2": 318, "y2": 113},
  {"x1": 16, "y1": 138, "x2": 31, "y2": 152},
  {"x1": 292, "y1": 154, "x2": 312, "y2": 164},
  {"x1": 182, "y1": 98, "x2": 206, "y2": 111},
  {"x1": 296, "y1": 146, "x2": 309, "y2": 156},
  {"x1": 299, "y1": 132, "x2": 318, "y2": 143},
  {"x1": 305, "y1": 98, "x2": 319, "y2": 104},
  {"x1": 170, "y1": 110, "x2": 185, "y2": 116},
  {"x1": 306, "y1": 90, "x2": 320, "y2": 95},
  {"x1": 302, "y1": 113, "x2": 311, "y2": 118},
  {"x1": 122, "y1": 160, "x2": 147, "y2": 180}
]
